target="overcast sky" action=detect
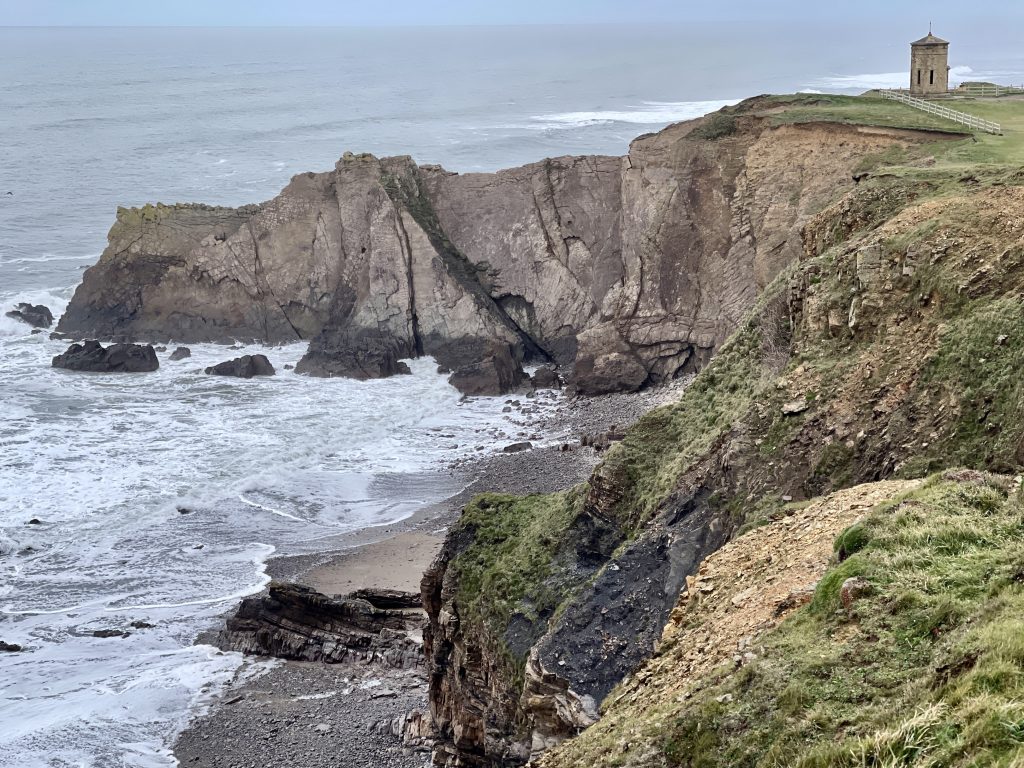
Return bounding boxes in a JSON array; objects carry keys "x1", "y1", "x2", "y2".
[{"x1": 3, "y1": 0, "x2": 1022, "y2": 26}]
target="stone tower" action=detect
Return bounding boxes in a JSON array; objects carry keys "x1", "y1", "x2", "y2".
[{"x1": 910, "y1": 28, "x2": 950, "y2": 97}]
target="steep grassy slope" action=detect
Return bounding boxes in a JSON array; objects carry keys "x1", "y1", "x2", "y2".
[{"x1": 542, "y1": 472, "x2": 1024, "y2": 768}]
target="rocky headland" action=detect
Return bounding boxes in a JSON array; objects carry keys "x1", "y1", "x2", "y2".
[
  {"x1": 56, "y1": 95, "x2": 957, "y2": 396},
  {"x1": 82, "y1": 92, "x2": 1024, "y2": 767}
]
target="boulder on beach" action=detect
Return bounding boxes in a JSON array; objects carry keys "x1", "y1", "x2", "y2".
[
  {"x1": 447, "y1": 344, "x2": 525, "y2": 396},
  {"x1": 168, "y1": 346, "x2": 192, "y2": 361},
  {"x1": 52, "y1": 340, "x2": 159, "y2": 373},
  {"x1": 6, "y1": 303, "x2": 54, "y2": 329},
  {"x1": 531, "y1": 366, "x2": 562, "y2": 390},
  {"x1": 502, "y1": 441, "x2": 533, "y2": 453},
  {"x1": 205, "y1": 354, "x2": 275, "y2": 378}
]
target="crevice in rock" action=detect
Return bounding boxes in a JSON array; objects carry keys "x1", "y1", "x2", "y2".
[
  {"x1": 393, "y1": 209, "x2": 425, "y2": 357},
  {"x1": 247, "y1": 220, "x2": 303, "y2": 342},
  {"x1": 380, "y1": 163, "x2": 552, "y2": 364}
]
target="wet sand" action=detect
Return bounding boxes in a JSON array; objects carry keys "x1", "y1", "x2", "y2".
[{"x1": 174, "y1": 381, "x2": 688, "y2": 768}]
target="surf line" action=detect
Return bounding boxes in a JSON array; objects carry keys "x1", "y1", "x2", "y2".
[{"x1": 237, "y1": 493, "x2": 303, "y2": 522}]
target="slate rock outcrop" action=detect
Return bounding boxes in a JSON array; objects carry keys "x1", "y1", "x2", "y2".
[
  {"x1": 6, "y1": 303, "x2": 53, "y2": 329},
  {"x1": 52, "y1": 340, "x2": 159, "y2": 373},
  {"x1": 204, "y1": 354, "x2": 276, "y2": 378},
  {"x1": 218, "y1": 581, "x2": 424, "y2": 669}
]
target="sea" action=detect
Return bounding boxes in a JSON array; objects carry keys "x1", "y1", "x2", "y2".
[{"x1": 1, "y1": 23, "x2": 1022, "y2": 768}]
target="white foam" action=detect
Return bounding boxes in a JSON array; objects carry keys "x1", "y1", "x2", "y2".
[
  {"x1": 0, "y1": 332, "x2": 565, "y2": 765},
  {"x1": 0, "y1": 253, "x2": 96, "y2": 266},
  {"x1": 529, "y1": 99, "x2": 740, "y2": 129},
  {"x1": 810, "y1": 65, "x2": 976, "y2": 91},
  {"x1": 0, "y1": 532, "x2": 17, "y2": 557},
  {"x1": 237, "y1": 493, "x2": 304, "y2": 522}
]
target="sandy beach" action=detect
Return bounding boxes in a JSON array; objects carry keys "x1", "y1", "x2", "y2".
[{"x1": 174, "y1": 381, "x2": 686, "y2": 768}]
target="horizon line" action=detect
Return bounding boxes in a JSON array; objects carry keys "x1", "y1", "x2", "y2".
[{"x1": 0, "y1": 19, "x2": 937, "y2": 29}]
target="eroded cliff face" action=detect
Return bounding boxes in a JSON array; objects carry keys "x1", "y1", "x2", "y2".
[
  {"x1": 58, "y1": 101, "x2": 945, "y2": 393},
  {"x1": 422, "y1": 171, "x2": 1024, "y2": 766}
]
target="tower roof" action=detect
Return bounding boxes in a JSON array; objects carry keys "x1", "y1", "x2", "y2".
[{"x1": 911, "y1": 32, "x2": 949, "y2": 46}]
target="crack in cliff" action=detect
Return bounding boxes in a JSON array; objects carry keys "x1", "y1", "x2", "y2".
[
  {"x1": 309, "y1": 210, "x2": 335, "y2": 308},
  {"x1": 381, "y1": 163, "x2": 552, "y2": 363},
  {"x1": 530, "y1": 187, "x2": 563, "y2": 267},
  {"x1": 247, "y1": 220, "x2": 303, "y2": 342},
  {"x1": 393, "y1": 209, "x2": 425, "y2": 356}
]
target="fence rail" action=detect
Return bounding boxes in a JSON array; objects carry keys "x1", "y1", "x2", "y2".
[
  {"x1": 878, "y1": 89, "x2": 1002, "y2": 135},
  {"x1": 956, "y1": 83, "x2": 1024, "y2": 97}
]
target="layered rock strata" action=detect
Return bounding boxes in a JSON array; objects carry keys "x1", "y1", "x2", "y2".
[
  {"x1": 57, "y1": 100, "x2": 948, "y2": 394},
  {"x1": 219, "y1": 582, "x2": 425, "y2": 670}
]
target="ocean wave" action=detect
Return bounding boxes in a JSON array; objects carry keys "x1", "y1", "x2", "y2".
[
  {"x1": 0, "y1": 253, "x2": 97, "y2": 266},
  {"x1": 810, "y1": 65, "x2": 975, "y2": 91},
  {"x1": 0, "y1": 531, "x2": 18, "y2": 557},
  {"x1": 529, "y1": 99, "x2": 740, "y2": 130}
]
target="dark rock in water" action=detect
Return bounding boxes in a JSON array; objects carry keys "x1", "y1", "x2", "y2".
[
  {"x1": 6, "y1": 303, "x2": 53, "y2": 329},
  {"x1": 177, "y1": 507, "x2": 192, "y2": 514},
  {"x1": 154, "y1": 345, "x2": 167, "y2": 352},
  {"x1": 503, "y1": 441, "x2": 533, "y2": 453},
  {"x1": 283, "y1": 363, "x2": 294, "y2": 370},
  {"x1": 532, "y1": 366, "x2": 562, "y2": 390},
  {"x1": 437, "y1": 365, "x2": 452, "y2": 375},
  {"x1": 130, "y1": 621, "x2": 155, "y2": 629},
  {"x1": 27, "y1": 518, "x2": 42, "y2": 525},
  {"x1": 168, "y1": 346, "x2": 191, "y2": 361},
  {"x1": 218, "y1": 581, "x2": 424, "y2": 668},
  {"x1": 52, "y1": 340, "x2": 159, "y2": 373},
  {"x1": 296, "y1": 328, "x2": 412, "y2": 380},
  {"x1": 30, "y1": 329, "x2": 44, "y2": 335},
  {"x1": 447, "y1": 344, "x2": 525, "y2": 396},
  {"x1": 91, "y1": 629, "x2": 130, "y2": 638},
  {"x1": 0, "y1": 641, "x2": 22, "y2": 652},
  {"x1": 204, "y1": 354, "x2": 275, "y2": 378}
]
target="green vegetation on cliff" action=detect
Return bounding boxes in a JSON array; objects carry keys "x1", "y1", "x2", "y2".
[
  {"x1": 660, "y1": 473, "x2": 1024, "y2": 768},
  {"x1": 598, "y1": 277, "x2": 793, "y2": 534},
  {"x1": 452, "y1": 490, "x2": 583, "y2": 644}
]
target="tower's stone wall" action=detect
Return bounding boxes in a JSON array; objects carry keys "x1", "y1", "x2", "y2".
[{"x1": 910, "y1": 41, "x2": 949, "y2": 96}]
